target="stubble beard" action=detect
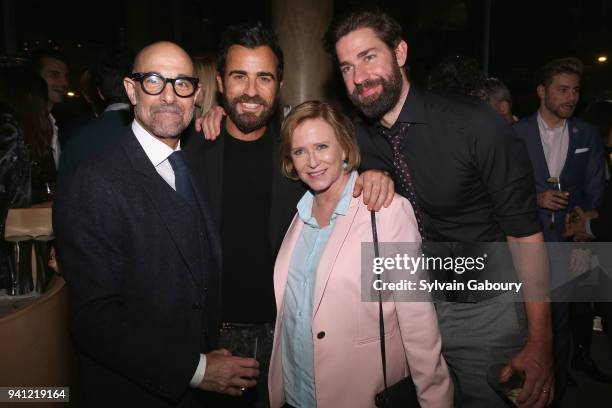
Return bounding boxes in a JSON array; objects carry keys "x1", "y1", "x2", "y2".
[
  {"x1": 548, "y1": 102, "x2": 575, "y2": 120},
  {"x1": 136, "y1": 102, "x2": 191, "y2": 139}
]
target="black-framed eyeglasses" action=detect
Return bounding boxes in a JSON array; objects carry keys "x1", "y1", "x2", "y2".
[{"x1": 130, "y1": 72, "x2": 199, "y2": 97}]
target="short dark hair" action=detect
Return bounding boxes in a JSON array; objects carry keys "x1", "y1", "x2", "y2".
[
  {"x1": 324, "y1": 7, "x2": 403, "y2": 61},
  {"x1": 91, "y1": 50, "x2": 133, "y2": 105},
  {"x1": 28, "y1": 47, "x2": 67, "y2": 74},
  {"x1": 217, "y1": 22, "x2": 284, "y2": 81},
  {"x1": 539, "y1": 57, "x2": 583, "y2": 87}
]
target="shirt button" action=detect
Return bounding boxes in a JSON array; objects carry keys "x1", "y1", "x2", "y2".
[{"x1": 317, "y1": 331, "x2": 325, "y2": 339}]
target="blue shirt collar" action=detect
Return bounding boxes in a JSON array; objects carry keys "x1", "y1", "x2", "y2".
[{"x1": 296, "y1": 171, "x2": 357, "y2": 228}]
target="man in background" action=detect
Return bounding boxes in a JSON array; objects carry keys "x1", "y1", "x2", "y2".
[
  {"x1": 58, "y1": 50, "x2": 133, "y2": 182},
  {"x1": 514, "y1": 57, "x2": 607, "y2": 396},
  {"x1": 485, "y1": 77, "x2": 518, "y2": 124},
  {"x1": 30, "y1": 48, "x2": 69, "y2": 166}
]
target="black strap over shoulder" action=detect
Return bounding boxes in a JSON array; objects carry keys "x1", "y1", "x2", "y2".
[{"x1": 371, "y1": 210, "x2": 388, "y2": 390}]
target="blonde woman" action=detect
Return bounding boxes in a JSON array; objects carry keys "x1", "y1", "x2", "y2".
[
  {"x1": 193, "y1": 53, "x2": 218, "y2": 117},
  {"x1": 268, "y1": 101, "x2": 452, "y2": 408}
]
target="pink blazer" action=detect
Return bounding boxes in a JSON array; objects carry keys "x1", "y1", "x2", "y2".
[{"x1": 268, "y1": 192, "x2": 453, "y2": 408}]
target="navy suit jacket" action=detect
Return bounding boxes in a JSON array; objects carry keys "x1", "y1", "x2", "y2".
[
  {"x1": 53, "y1": 129, "x2": 221, "y2": 407},
  {"x1": 514, "y1": 113, "x2": 606, "y2": 241}
]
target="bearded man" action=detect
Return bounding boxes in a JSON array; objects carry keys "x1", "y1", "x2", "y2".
[
  {"x1": 182, "y1": 21, "x2": 397, "y2": 407},
  {"x1": 326, "y1": 9, "x2": 554, "y2": 408}
]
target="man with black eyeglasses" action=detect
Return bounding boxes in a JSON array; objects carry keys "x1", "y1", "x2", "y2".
[{"x1": 54, "y1": 41, "x2": 259, "y2": 407}]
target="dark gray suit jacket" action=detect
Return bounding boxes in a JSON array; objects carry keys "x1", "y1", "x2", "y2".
[{"x1": 54, "y1": 129, "x2": 221, "y2": 407}]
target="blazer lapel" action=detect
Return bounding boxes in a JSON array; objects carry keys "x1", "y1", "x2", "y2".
[
  {"x1": 311, "y1": 196, "x2": 360, "y2": 318},
  {"x1": 528, "y1": 115, "x2": 551, "y2": 180},
  {"x1": 202, "y1": 136, "x2": 224, "y2": 225},
  {"x1": 188, "y1": 165, "x2": 222, "y2": 269},
  {"x1": 269, "y1": 127, "x2": 284, "y2": 250},
  {"x1": 560, "y1": 119, "x2": 580, "y2": 180},
  {"x1": 123, "y1": 131, "x2": 203, "y2": 290}
]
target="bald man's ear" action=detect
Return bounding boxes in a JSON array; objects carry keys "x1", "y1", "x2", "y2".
[
  {"x1": 216, "y1": 74, "x2": 224, "y2": 94},
  {"x1": 124, "y1": 78, "x2": 138, "y2": 106},
  {"x1": 395, "y1": 40, "x2": 408, "y2": 68}
]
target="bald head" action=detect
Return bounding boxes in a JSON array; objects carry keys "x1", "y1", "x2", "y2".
[
  {"x1": 132, "y1": 41, "x2": 194, "y2": 75},
  {"x1": 124, "y1": 41, "x2": 200, "y2": 146}
]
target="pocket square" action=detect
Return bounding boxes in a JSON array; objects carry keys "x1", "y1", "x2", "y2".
[{"x1": 575, "y1": 148, "x2": 589, "y2": 154}]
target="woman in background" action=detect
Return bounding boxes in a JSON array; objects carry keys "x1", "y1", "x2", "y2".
[
  {"x1": 268, "y1": 101, "x2": 452, "y2": 408},
  {"x1": 0, "y1": 66, "x2": 56, "y2": 204},
  {"x1": 193, "y1": 53, "x2": 218, "y2": 118}
]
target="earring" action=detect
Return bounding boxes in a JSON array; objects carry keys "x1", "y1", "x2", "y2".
[{"x1": 342, "y1": 160, "x2": 348, "y2": 170}]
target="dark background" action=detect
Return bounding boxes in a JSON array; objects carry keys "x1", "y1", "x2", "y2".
[{"x1": 2, "y1": 0, "x2": 611, "y2": 118}]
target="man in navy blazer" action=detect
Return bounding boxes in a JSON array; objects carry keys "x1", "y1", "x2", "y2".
[
  {"x1": 54, "y1": 42, "x2": 259, "y2": 407},
  {"x1": 514, "y1": 58, "x2": 605, "y2": 243},
  {"x1": 514, "y1": 57, "x2": 606, "y2": 399}
]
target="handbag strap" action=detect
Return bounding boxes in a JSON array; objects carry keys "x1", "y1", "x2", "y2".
[{"x1": 371, "y1": 210, "x2": 389, "y2": 391}]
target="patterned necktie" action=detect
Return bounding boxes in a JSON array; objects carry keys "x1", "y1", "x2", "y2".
[
  {"x1": 383, "y1": 123, "x2": 426, "y2": 239},
  {"x1": 168, "y1": 151, "x2": 196, "y2": 206}
]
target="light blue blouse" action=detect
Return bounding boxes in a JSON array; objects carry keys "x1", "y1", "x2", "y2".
[{"x1": 281, "y1": 171, "x2": 357, "y2": 408}]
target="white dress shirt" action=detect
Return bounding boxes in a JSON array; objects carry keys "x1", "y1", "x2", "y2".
[
  {"x1": 537, "y1": 113, "x2": 569, "y2": 179},
  {"x1": 49, "y1": 113, "x2": 61, "y2": 169},
  {"x1": 131, "y1": 119, "x2": 207, "y2": 388}
]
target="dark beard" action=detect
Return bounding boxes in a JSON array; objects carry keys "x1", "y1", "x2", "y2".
[
  {"x1": 223, "y1": 93, "x2": 276, "y2": 134},
  {"x1": 348, "y1": 63, "x2": 403, "y2": 119}
]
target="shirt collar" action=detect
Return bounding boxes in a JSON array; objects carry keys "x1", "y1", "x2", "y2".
[
  {"x1": 397, "y1": 84, "x2": 428, "y2": 124},
  {"x1": 296, "y1": 171, "x2": 357, "y2": 227},
  {"x1": 374, "y1": 84, "x2": 428, "y2": 132},
  {"x1": 131, "y1": 119, "x2": 179, "y2": 167},
  {"x1": 537, "y1": 112, "x2": 567, "y2": 132}
]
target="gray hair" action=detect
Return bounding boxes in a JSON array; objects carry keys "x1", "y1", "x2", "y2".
[{"x1": 484, "y1": 77, "x2": 512, "y2": 106}]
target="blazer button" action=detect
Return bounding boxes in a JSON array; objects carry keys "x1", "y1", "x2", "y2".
[
  {"x1": 317, "y1": 331, "x2": 325, "y2": 339},
  {"x1": 192, "y1": 302, "x2": 201, "y2": 310}
]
